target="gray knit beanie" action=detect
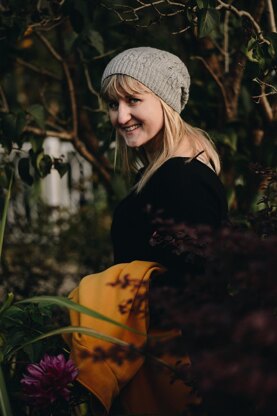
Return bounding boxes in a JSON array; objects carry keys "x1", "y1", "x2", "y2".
[{"x1": 101, "y1": 47, "x2": 190, "y2": 114}]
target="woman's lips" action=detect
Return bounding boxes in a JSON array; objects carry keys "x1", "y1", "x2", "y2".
[{"x1": 121, "y1": 124, "x2": 141, "y2": 133}]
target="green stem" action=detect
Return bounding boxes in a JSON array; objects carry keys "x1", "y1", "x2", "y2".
[
  {"x1": 0, "y1": 364, "x2": 13, "y2": 416},
  {"x1": 0, "y1": 171, "x2": 13, "y2": 260},
  {"x1": 0, "y1": 171, "x2": 14, "y2": 415}
]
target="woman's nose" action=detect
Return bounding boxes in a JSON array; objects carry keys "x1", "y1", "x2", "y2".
[{"x1": 117, "y1": 102, "x2": 131, "y2": 125}]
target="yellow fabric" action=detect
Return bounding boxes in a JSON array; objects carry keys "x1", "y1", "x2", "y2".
[{"x1": 64, "y1": 260, "x2": 200, "y2": 415}]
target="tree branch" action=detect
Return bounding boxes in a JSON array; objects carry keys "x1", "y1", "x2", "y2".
[
  {"x1": 216, "y1": 0, "x2": 270, "y2": 44},
  {"x1": 16, "y1": 58, "x2": 62, "y2": 81},
  {"x1": 34, "y1": 31, "x2": 112, "y2": 187},
  {"x1": 24, "y1": 126, "x2": 73, "y2": 140},
  {"x1": 223, "y1": 10, "x2": 230, "y2": 73},
  {"x1": 78, "y1": 49, "x2": 104, "y2": 112},
  {"x1": 265, "y1": 0, "x2": 276, "y2": 32},
  {"x1": 191, "y1": 55, "x2": 230, "y2": 117},
  {"x1": 0, "y1": 84, "x2": 9, "y2": 113}
]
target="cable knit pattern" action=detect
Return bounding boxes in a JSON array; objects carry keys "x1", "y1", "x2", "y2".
[{"x1": 101, "y1": 47, "x2": 190, "y2": 113}]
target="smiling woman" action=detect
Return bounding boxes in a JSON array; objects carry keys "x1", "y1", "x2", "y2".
[
  {"x1": 66, "y1": 47, "x2": 229, "y2": 416},
  {"x1": 107, "y1": 89, "x2": 164, "y2": 151}
]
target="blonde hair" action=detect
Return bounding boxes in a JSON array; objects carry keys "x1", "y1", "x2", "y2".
[{"x1": 101, "y1": 75, "x2": 221, "y2": 193}]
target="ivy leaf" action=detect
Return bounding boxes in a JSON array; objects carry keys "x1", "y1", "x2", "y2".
[
  {"x1": 18, "y1": 158, "x2": 34, "y2": 186},
  {"x1": 198, "y1": 8, "x2": 220, "y2": 38},
  {"x1": 27, "y1": 104, "x2": 45, "y2": 130},
  {"x1": 37, "y1": 154, "x2": 53, "y2": 177},
  {"x1": 85, "y1": 29, "x2": 104, "y2": 55},
  {"x1": 196, "y1": 0, "x2": 209, "y2": 9},
  {"x1": 54, "y1": 160, "x2": 69, "y2": 178}
]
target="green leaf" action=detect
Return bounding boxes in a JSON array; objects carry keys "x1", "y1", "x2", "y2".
[
  {"x1": 37, "y1": 154, "x2": 53, "y2": 177},
  {"x1": 54, "y1": 160, "x2": 69, "y2": 178},
  {"x1": 29, "y1": 134, "x2": 44, "y2": 153},
  {"x1": 12, "y1": 325, "x2": 132, "y2": 357},
  {"x1": 198, "y1": 8, "x2": 220, "y2": 38},
  {"x1": 27, "y1": 104, "x2": 45, "y2": 130},
  {"x1": 0, "y1": 293, "x2": 14, "y2": 317},
  {"x1": 85, "y1": 29, "x2": 104, "y2": 55},
  {"x1": 196, "y1": 0, "x2": 209, "y2": 9},
  {"x1": 0, "y1": 365, "x2": 13, "y2": 416},
  {"x1": 267, "y1": 32, "x2": 277, "y2": 57},
  {"x1": 17, "y1": 296, "x2": 146, "y2": 336},
  {"x1": 18, "y1": 158, "x2": 33, "y2": 186}
]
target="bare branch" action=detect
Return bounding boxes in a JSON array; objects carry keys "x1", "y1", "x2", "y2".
[
  {"x1": 35, "y1": 32, "x2": 78, "y2": 136},
  {"x1": 40, "y1": 89, "x2": 69, "y2": 126},
  {"x1": 216, "y1": 0, "x2": 270, "y2": 44},
  {"x1": 24, "y1": 126, "x2": 73, "y2": 140},
  {"x1": 259, "y1": 85, "x2": 274, "y2": 122},
  {"x1": 35, "y1": 31, "x2": 63, "y2": 62},
  {"x1": 223, "y1": 10, "x2": 230, "y2": 73},
  {"x1": 253, "y1": 78, "x2": 276, "y2": 122},
  {"x1": 172, "y1": 25, "x2": 191, "y2": 35},
  {"x1": 191, "y1": 55, "x2": 230, "y2": 117},
  {"x1": 16, "y1": 58, "x2": 62, "y2": 81},
  {"x1": 78, "y1": 49, "x2": 104, "y2": 112},
  {"x1": 34, "y1": 30, "x2": 112, "y2": 185},
  {"x1": 265, "y1": 0, "x2": 276, "y2": 32},
  {"x1": 27, "y1": 17, "x2": 65, "y2": 32},
  {"x1": 0, "y1": 84, "x2": 9, "y2": 113}
]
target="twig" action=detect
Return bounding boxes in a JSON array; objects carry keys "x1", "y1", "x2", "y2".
[
  {"x1": 0, "y1": 84, "x2": 9, "y2": 112},
  {"x1": 253, "y1": 78, "x2": 276, "y2": 122},
  {"x1": 82, "y1": 105, "x2": 107, "y2": 114},
  {"x1": 24, "y1": 126, "x2": 73, "y2": 140},
  {"x1": 191, "y1": 55, "x2": 229, "y2": 114},
  {"x1": 27, "y1": 17, "x2": 65, "y2": 32},
  {"x1": 216, "y1": 0, "x2": 270, "y2": 44},
  {"x1": 223, "y1": 10, "x2": 230, "y2": 73},
  {"x1": 34, "y1": 31, "x2": 112, "y2": 187},
  {"x1": 172, "y1": 25, "x2": 191, "y2": 35},
  {"x1": 16, "y1": 58, "x2": 62, "y2": 81},
  {"x1": 259, "y1": 84, "x2": 274, "y2": 122},
  {"x1": 78, "y1": 49, "x2": 104, "y2": 111},
  {"x1": 45, "y1": 120, "x2": 68, "y2": 132},
  {"x1": 39, "y1": 88, "x2": 69, "y2": 126},
  {"x1": 265, "y1": 0, "x2": 276, "y2": 32},
  {"x1": 35, "y1": 32, "x2": 77, "y2": 136},
  {"x1": 90, "y1": 49, "x2": 118, "y2": 61},
  {"x1": 35, "y1": 31, "x2": 63, "y2": 62}
]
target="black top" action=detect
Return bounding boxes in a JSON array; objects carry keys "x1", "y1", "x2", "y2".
[{"x1": 111, "y1": 157, "x2": 228, "y2": 272}]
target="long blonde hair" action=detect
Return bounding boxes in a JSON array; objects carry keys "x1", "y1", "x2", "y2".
[{"x1": 101, "y1": 75, "x2": 221, "y2": 193}]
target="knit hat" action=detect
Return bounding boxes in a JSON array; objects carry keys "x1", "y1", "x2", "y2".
[{"x1": 101, "y1": 47, "x2": 190, "y2": 114}]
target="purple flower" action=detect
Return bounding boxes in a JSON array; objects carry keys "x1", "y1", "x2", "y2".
[{"x1": 21, "y1": 354, "x2": 78, "y2": 407}]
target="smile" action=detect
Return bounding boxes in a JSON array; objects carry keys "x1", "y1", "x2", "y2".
[{"x1": 122, "y1": 124, "x2": 141, "y2": 132}]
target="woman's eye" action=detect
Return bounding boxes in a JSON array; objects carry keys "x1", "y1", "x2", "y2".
[
  {"x1": 108, "y1": 101, "x2": 118, "y2": 110},
  {"x1": 129, "y1": 97, "x2": 140, "y2": 104}
]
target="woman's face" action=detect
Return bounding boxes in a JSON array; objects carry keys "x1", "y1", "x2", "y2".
[{"x1": 107, "y1": 88, "x2": 164, "y2": 150}]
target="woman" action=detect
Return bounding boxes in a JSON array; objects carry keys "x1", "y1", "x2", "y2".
[
  {"x1": 65, "y1": 47, "x2": 228, "y2": 416},
  {"x1": 101, "y1": 46, "x2": 228, "y2": 273}
]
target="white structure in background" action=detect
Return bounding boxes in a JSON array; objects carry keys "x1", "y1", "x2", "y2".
[{"x1": 41, "y1": 137, "x2": 93, "y2": 210}]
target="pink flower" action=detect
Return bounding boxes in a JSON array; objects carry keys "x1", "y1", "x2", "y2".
[{"x1": 21, "y1": 354, "x2": 78, "y2": 407}]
